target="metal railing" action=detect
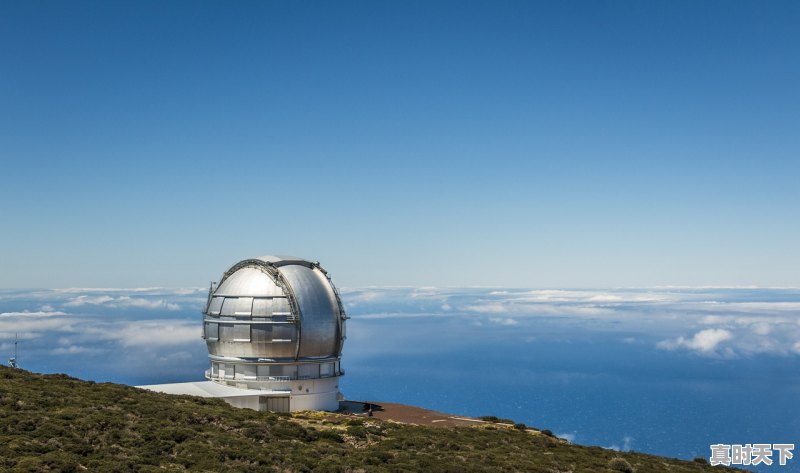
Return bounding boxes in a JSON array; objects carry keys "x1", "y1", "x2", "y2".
[{"x1": 205, "y1": 369, "x2": 343, "y2": 382}]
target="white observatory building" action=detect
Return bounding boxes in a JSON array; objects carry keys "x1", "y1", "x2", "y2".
[{"x1": 139, "y1": 256, "x2": 347, "y2": 412}]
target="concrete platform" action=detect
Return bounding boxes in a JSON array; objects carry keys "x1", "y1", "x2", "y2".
[{"x1": 136, "y1": 379, "x2": 338, "y2": 412}]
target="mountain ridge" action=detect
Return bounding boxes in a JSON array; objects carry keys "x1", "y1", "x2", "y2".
[{"x1": 0, "y1": 366, "x2": 743, "y2": 472}]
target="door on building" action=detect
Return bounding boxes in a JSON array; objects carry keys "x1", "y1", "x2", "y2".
[{"x1": 259, "y1": 396, "x2": 290, "y2": 413}]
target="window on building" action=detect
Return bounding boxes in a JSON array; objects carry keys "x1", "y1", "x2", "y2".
[
  {"x1": 298, "y1": 364, "x2": 319, "y2": 379},
  {"x1": 235, "y1": 364, "x2": 256, "y2": 380}
]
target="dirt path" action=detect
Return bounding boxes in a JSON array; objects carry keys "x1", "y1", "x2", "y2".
[{"x1": 340, "y1": 400, "x2": 493, "y2": 428}]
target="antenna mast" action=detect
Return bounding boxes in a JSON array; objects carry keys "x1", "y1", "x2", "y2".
[{"x1": 8, "y1": 333, "x2": 18, "y2": 369}]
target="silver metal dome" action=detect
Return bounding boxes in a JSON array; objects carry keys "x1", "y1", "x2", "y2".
[{"x1": 203, "y1": 256, "x2": 347, "y2": 362}]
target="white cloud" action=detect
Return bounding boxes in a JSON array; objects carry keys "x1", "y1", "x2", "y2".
[
  {"x1": 357, "y1": 312, "x2": 449, "y2": 320},
  {"x1": 659, "y1": 329, "x2": 733, "y2": 353},
  {"x1": 587, "y1": 295, "x2": 624, "y2": 302},
  {"x1": 0, "y1": 316, "x2": 77, "y2": 338},
  {"x1": 413, "y1": 286, "x2": 439, "y2": 292},
  {"x1": 699, "y1": 315, "x2": 727, "y2": 324},
  {"x1": 556, "y1": 432, "x2": 576, "y2": 443},
  {"x1": 506, "y1": 289, "x2": 673, "y2": 303},
  {"x1": 688, "y1": 311, "x2": 800, "y2": 356},
  {"x1": 170, "y1": 288, "x2": 206, "y2": 295},
  {"x1": 65, "y1": 295, "x2": 180, "y2": 311},
  {"x1": 0, "y1": 312, "x2": 79, "y2": 336},
  {"x1": 623, "y1": 436, "x2": 633, "y2": 451},
  {"x1": 605, "y1": 436, "x2": 634, "y2": 452},
  {"x1": 462, "y1": 301, "x2": 611, "y2": 317},
  {"x1": 159, "y1": 351, "x2": 193, "y2": 361},
  {"x1": 105, "y1": 321, "x2": 200, "y2": 347},
  {"x1": 65, "y1": 296, "x2": 115, "y2": 306},
  {"x1": 56, "y1": 287, "x2": 163, "y2": 293},
  {"x1": 752, "y1": 323, "x2": 772, "y2": 336},
  {"x1": 721, "y1": 302, "x2": 800, "y2": 312},
  {"x1": 0, "y1": 310, "x2": 67, "y2": 317},
  {"x1": 114, "y1": 297, "x2": 181, "y2": 311},
  {"x1": 409, "y1": 287, "x2": 451, "y2": 301},
  {"x1": 344, "y1": 291, "x2": 386, "y2": 303},
  {"x1": 463, "y1": 303, "x2": 507, "y2": 314},
  {"x1": 337, "y1": 286, "x2": 800, "y2": 358},
  {"x1": 489, "y1": 317, "x2": 518, "y2": 326},
  {"x1": 51, "y1": 345, "x2": 105, "y2": 355}
]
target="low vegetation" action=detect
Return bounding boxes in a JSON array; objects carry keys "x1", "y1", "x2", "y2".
[{"x1": 0, "y1": 367, "x2": 743, "y2": 472}]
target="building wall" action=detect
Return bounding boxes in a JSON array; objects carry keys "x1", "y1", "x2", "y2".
[{"x1": 218, "y1": 377, "x2": 340, "y2": 412}]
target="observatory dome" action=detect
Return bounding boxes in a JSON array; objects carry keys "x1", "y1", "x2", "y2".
[
  {"x1": 200, "y1": 256, "x2": 347, "y2": 411},
  {"x1": 204, "y1": 256, "x2": 345, "y2": 360}
]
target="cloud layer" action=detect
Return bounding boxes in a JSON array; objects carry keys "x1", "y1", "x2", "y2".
[
  {"x1": 0, "y1": 286, "x2": 797, "y2": 385},
  {"x1": 65, "y1": 295, "x2": 181, "y2": 311},
  {"x1": 341, "y1": 287, "x2": 800, "y2": 358},
  {"x1": 0, "y1": 288, "x2": 207, "y2": 381}
]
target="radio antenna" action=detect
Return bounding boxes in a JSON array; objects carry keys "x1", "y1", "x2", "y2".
[{"x1": 8, "y1": 333, "x2": 18, "y2": 369}]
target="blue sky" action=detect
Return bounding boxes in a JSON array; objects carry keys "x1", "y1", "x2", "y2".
[{"x1": 1, "y1": 1, "x2": 799, "y2": 288}]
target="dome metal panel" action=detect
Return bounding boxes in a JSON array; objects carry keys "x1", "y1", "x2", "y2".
[
  {"x1": 203, "y1": 256, "x2": 345, "y2": 362},
  {"x1": 278, "y1": 264, "x2": 340, "y2": 358},
  {"x1": 214, "y1": 267, "x2": 284, "y2": 297}
]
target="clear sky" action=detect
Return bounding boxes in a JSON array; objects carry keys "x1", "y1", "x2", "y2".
[{"x1": 1, "y1": 0, "x2": 798, "y2": 288}]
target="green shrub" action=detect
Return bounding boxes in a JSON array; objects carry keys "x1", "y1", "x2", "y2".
[
  {"x1": 0, "y1": 367, "x2": 735, "y2": 473},
  {"x1": 158, "y1": 427, "x2": 194, "y2": 443},
  {"x1": 347, "y1": 425, "x2": 367, "y2": 438},
  {"x1": 541, "y1": 429, "x2": 555, "y2": 437},
  {"x1": 478, "y1": 415, "x2": 515, "y2": 424},
  {"x1": 608, "y1": 457, "x2": 635, "y2": 473},
  {"x1": 316, "y1": 429, "x2": 344, "y2": 443},
  {"x1": 364, "y1": 450, "x2": 392, "y2": 465}
]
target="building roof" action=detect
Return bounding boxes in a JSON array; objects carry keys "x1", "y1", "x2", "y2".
[{"x1": 137, "y1": 381, "x2": 290, "y2": 398}]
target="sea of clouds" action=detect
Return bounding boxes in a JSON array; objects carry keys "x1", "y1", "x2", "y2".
[
  {"x1": 341, "y1": 286, "x2": 800, "y2": 358},
  {"x1": 1, "y1": 286, "x2": 798, "y2": 384}
]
